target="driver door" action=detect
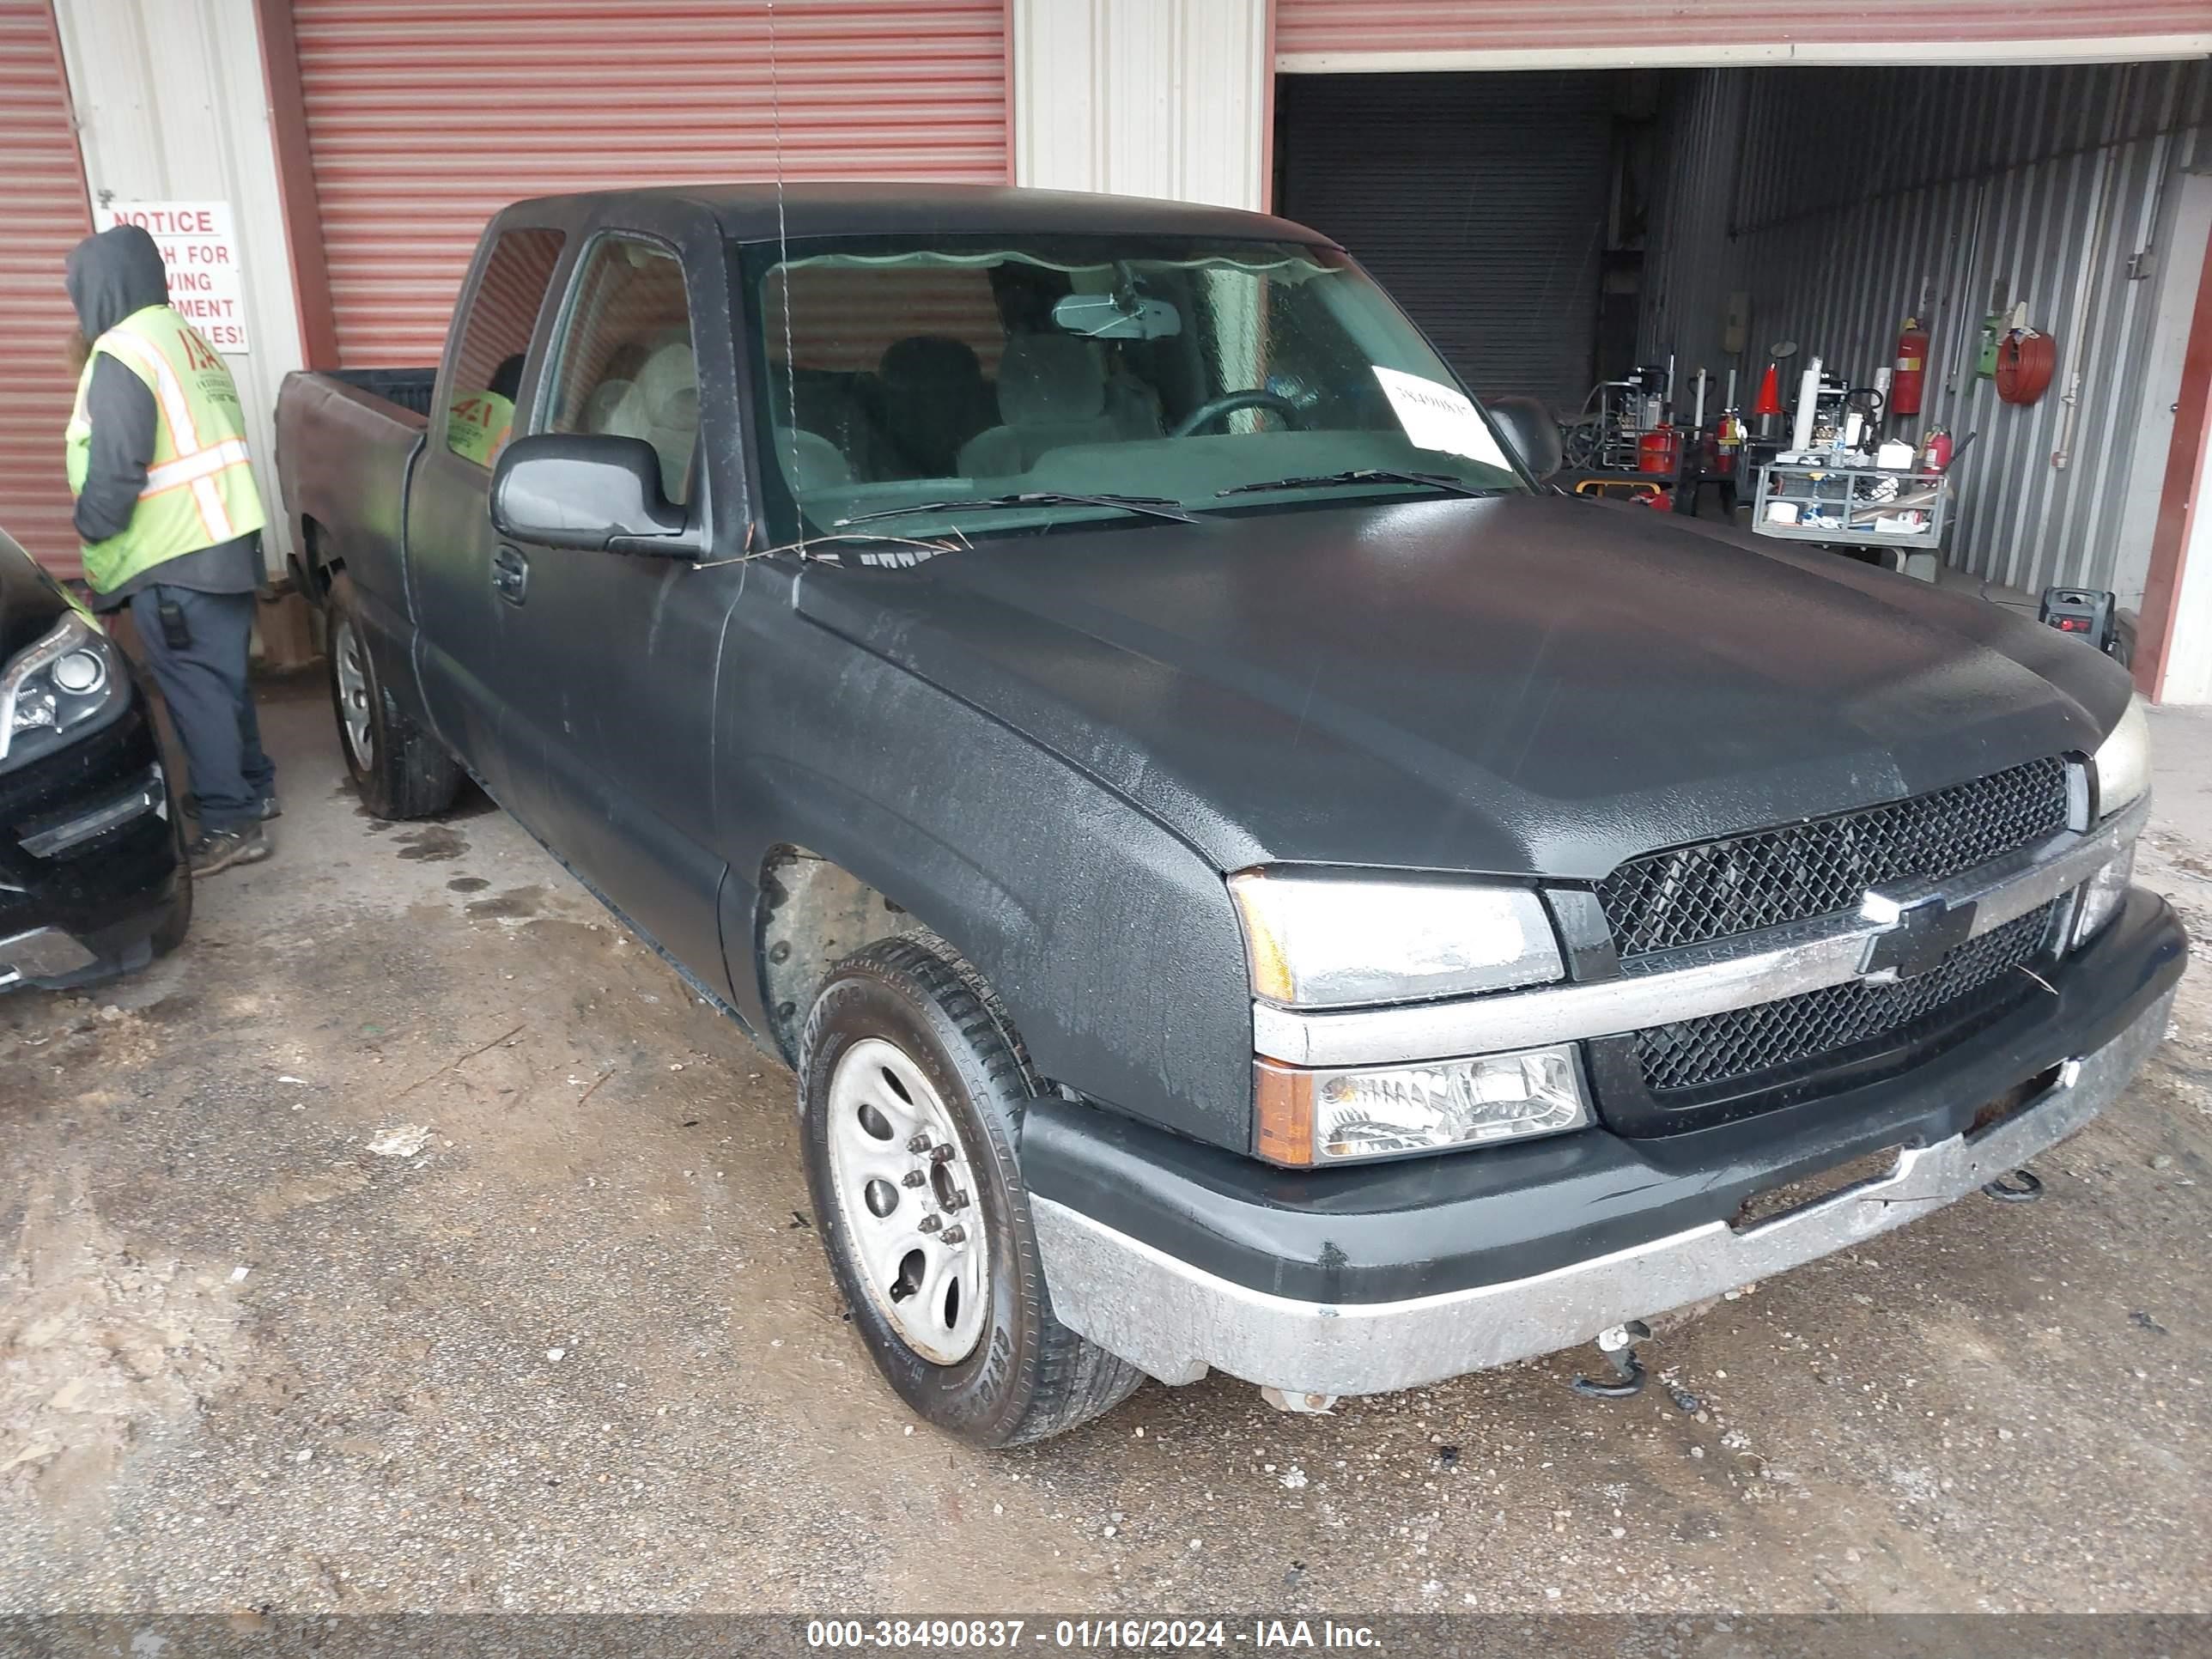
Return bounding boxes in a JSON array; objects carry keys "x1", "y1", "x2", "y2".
[{"x1": 483, "y1": 223, "x2": 733, "y2": 985}]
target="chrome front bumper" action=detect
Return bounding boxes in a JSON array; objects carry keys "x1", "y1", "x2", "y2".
[
  {"x1": 1034, "y1": 983, "x2": 2176, "y2": 1398},
  {"x1": 0, "y1": 926, "x2": 100, "y2": 990}
]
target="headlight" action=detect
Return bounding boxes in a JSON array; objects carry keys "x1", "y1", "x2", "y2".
[
  {"x1": 1229, "y1": 868, "x2": 1562, "y2": 1008},
  {"x1": 2091, "y1": 696, "x2": 2150, "y2": 817},
  {"x1": 0, "y1": 611, "x2": 124, "y2": 765},
  {"x1": 1255, "y1": 1045, "x2": 1591, "y2": 1165},
  {"x1": 2072, "y1": 839, "x2": 2136, "y2": 949}
]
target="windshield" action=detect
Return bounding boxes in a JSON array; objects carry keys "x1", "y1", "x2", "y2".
[{"x1": 736, "y1": 233, "x2": 1529, "y2": 543}]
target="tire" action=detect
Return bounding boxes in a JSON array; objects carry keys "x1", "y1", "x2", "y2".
[
  {"x1": 149, "y1": 862, "x2": 192, "y2": 958},
  {"x1": 327, "y1": 573, "x2": 461, "y2": 820},
  {"x1": 799, "y1": 935, "x2": 1143, "y2": 1447}
]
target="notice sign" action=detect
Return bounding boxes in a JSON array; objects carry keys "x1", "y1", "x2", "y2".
[
  {"x1": 1373, "y1": 366, "x2": 1508, "y2": 471},
  {"x1": 94, "y1": 201, "x2": 250, "y2": 353}
]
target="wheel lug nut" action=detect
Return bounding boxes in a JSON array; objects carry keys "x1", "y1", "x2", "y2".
[
  {"x1": 944, "y1": 1190, "x2": 969, "y2": 1210},
  {"x1": 940, "y1": 1224, "x2": 966, "y2": 1245},
  {"x1": 901, "y1": 1170, "x2": 927, "y2": 1188},
  {"x1": 928, "y1": 1144, "x2": 955, "y2": 1164},
  {"x1": 918, "y1": 1214, "x2": 942, "y2": 1233},
  {"x1": 907, "y1": 1133, "x2": 932, "y2": 1153}
]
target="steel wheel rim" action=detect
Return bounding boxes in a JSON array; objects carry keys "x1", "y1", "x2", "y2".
[
  {"x1": 824, "y1": 1036, "x2": 990, "y2": 1365},
  {"x1": 333, "y1": 616, "x2": 374, "y2": 769}
]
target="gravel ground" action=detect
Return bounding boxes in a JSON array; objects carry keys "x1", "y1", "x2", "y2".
[{"x1": 2, "y1": 677, "x2": 2207, "y2": 1619}]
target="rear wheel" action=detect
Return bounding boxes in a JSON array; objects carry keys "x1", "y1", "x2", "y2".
[
  {"x1": 799, "y1": 935, "x2": 1143, "y2": 1446},
  {"x1": 326, "y1": 573, "x2": 460, "y2": 820}
]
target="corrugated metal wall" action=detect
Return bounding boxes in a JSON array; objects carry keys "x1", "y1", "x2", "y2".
[
  {"x1": 1278, "y1": 72, "x2": 1615, "y2": 406},
  {"x1": 0, "y1": 0, "x2": 94, "y2": 577},
  {"x1": 1013, "y1": 0, "x2": 1271, "y2": 211},
  {"x1": 1641, "y1": 61, "x2": 2212, "y2": 599},
  {"x1": 1276, "y1": 0, "x2": 2212, "y2": 64},
  {"x1": 289, "y1": 0, "x2": 1011, "y2": 367}
]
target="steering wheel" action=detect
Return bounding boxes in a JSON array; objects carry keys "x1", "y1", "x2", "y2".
[{"x1": 1170, "y1": 389, "x2": 1301, "y2": 438}]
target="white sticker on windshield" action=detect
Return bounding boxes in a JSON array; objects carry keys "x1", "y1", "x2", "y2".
[{"x1": 1372, "y1": 367, "x2": 1510, "y2": 470}]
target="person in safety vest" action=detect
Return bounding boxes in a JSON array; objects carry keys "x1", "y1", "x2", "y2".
[
  {"x1": 65, "y1": 223, "x2": 275, "y2": 877},
  {"x1": 446, "y1": 354, "x2": 525, "y2": 466}
]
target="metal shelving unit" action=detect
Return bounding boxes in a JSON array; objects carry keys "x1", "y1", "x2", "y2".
[{"x1": 1752, "y1": 463, "x2": 1952, "y2": 552}]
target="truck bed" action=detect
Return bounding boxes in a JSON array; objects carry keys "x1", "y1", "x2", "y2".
[
  {"x1": 273, "y1": 368, "x2": 434, "y2": 603},
  {"x1": 323, "y1": 367, "x2": 439, "y2": 419}
]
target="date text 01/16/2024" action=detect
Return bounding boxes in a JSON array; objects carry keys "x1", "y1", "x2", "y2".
[{"x1": 804, "y1": 1620, "x2": 1382, "y2": 1650}]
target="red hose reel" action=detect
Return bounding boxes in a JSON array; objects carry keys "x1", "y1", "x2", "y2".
[{"x1": 1996, "y1": 329, "x2": 2056, "y2": 405}]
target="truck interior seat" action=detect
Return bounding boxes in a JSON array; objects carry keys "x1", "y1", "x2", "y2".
[
  {"x1": 584, "y1": 342, "x2": 698, "y2": 501},
  {"x1": 581, "y1": 378, "x2": 638, "y2": 438},
  {"x1": 957, "y1": 334, "x2": 1136, "y2": 477},
  {"x1": 877, "y1": 336, "x2": 994, "y2": 478},
  {"x1": 774, "y1": 428, "x2": 855, "y2": 494}
]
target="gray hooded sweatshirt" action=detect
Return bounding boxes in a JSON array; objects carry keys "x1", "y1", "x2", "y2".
[{"x1": 65, "y1": 223, "x2": 259, "y2": 610}]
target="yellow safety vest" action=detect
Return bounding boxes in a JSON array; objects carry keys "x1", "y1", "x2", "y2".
[
  {"x1": 65, "y1": 305, "x2": 265, "y2": 595},
  {"x1": 447, "y1": 391, "x2": 515, "y2": 467}
]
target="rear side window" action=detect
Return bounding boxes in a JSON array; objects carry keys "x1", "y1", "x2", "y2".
[
  {"x1": 545, "y1": 237, "x2": 699, "y2": 505},
  {"x1": 446, "y1": 227, "x2": 565, "y2": 466}
]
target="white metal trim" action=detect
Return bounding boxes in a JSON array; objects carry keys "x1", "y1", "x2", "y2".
[
  {"x1": 1277, "y1": 36, "x2": 2212, "y2": 74},
  {"x1": 1253, "y1": 792, "x2": 2149, "y2": 1068}
]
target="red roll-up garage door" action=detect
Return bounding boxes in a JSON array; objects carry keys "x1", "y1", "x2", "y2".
[
  {"x1": 289, "y1": 0, "x2": 1011, "y2": 368},
  {"x1": 0, "y1": 0, "x2": 94, "y2": 577},
  {"x1": 1276, "y1": 0, "x2": 2212, "y2": 64}
]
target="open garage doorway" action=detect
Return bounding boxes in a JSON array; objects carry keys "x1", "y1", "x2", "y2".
[{"x1": 1273, "y1": 59, "x2": 2212, "y2": 690}]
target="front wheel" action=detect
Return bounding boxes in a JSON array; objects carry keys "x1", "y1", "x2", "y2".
[
  {"x1": 326, "y1": 573, "x2": 460, "y2": 820},
  {"x1": 799, "y1": 936, "x2": 1143, "y2": 1447}
]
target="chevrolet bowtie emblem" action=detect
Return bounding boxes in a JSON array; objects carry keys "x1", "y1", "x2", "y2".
[{"x1": 1858, "y1": 890, "x2": 1978, "y2": 983}]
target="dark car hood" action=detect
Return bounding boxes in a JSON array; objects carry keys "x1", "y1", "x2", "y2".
[
  {"x1": 795, "y1": 494, "x2": 2133, "y2": 879},
  {"x1": 0, "y1": 530, "x2": 70, "y2": 665}
]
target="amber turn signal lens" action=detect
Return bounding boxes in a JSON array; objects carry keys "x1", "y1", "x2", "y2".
[{"x1": 1253, "y1": 1059, "x2": 1316, "y2": 1167}]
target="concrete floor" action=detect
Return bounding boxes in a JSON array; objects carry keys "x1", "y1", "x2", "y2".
[{"x1": 3, "y1": 674, "x2": 2209, "y2": 1616}]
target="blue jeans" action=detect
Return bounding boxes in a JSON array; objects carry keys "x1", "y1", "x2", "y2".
[{"x1": 127, "y1": 585, "x2": 274, "y2": 832}]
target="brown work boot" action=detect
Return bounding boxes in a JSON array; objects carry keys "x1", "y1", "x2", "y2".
[{"x1": 188, "y1": 823, "x2": 272, "y2": 877}]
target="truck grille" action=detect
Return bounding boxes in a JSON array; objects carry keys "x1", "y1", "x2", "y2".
[
  {"x1": 1596, "y1": 757, "x2": 2070, "y2": 959},
  {"x1": 1634, "y1": 901, "x2": 2059, "y2": 1101}
]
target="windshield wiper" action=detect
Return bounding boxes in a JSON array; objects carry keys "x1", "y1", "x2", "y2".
[
  {"x1": 836, "y1": 491, "x2": 1198, "y2": 528},
  {"x1": 1215, "y1": 469, "x2": 1506, "y2": 501}
]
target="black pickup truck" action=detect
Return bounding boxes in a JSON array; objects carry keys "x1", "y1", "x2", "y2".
[{"x1": 276, "y1": 185, "x2": 2185, "y2": 1446}]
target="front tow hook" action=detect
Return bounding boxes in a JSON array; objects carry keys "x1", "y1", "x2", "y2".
[{"x1": 1569, "y1": 1321, "x2": 1650, "y2": 1399}]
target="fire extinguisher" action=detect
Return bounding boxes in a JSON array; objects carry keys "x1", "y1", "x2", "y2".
[{"x1": 1892, "y1": 317, "x2": 1929, "y2": 417}]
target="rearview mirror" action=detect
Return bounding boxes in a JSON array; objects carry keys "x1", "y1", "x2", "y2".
[
  {"x1": 1051, "y1": 291, "x2": 1182, "y2": 341},
  {"x1": 1485, "y1": 395, "x2": 1563, "y2": 481},
  {"x1": 489, "y1": 434, "x2": 701, "y2": 557}
]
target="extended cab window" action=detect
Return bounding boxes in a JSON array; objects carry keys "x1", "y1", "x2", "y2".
[
  {"x1": 446, "y1": 227, "x2": 564, "y2": 467},
  {"x1": 546, "y1": 237, "x2": 699, "y2": 506},
  {"x1": 738, "y1": 234, "x2": 1529, "y2": 543}
]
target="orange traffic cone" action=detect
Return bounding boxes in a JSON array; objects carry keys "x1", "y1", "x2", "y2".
[{"x1": 1752, "y1": 363, "x2": 1784, "y2": 417}]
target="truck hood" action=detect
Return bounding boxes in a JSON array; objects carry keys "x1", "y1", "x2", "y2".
[
  {"x1": 795, "y1": 494, "x2": 2132, "y2": 879},
  {"x1": 0, "y1": 530, "x2": 70, "y2": 668}
]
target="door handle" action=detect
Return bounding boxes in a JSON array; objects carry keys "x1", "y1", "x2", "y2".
[{"x1": 491, "y1": 544, "x2": 529, "y2": 605}]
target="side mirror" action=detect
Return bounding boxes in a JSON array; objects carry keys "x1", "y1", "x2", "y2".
[
  {"x1": 1486, "y1": 395, "x2": 1563, "y2": 482},
  {"x1": 489, "y1": 434, "x2": 701, "y2": 557}
]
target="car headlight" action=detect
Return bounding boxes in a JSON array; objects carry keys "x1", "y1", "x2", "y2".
[
  {"x1": 0, "y1": 611, "x2": 124, "y2": 765},
  {"x1": 1228, "y1": 868, "x2": 1562, "y2": 1008},
  {"x1": 2071, "y1": 838, "x2": 2135, "y2": 949},
  {"x1": 1255, "y1": 1045, "x2": 1592, "y2": 1165},
  {"x1": 2091, "y1": 696, "x2": 2150, "y2": 818}
]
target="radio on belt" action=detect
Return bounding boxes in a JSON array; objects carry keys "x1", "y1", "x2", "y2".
[{"x1": 2038, "y1": 586, "x2": 2117, "y2": 652}]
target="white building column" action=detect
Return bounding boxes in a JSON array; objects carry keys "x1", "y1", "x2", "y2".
[
  {"x1": 1012, "y1": 0, "x2": 1273, "y2": 211},
  {"x1": 50, "y1": 0, "x2": 308, "y2": 572}
]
